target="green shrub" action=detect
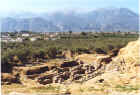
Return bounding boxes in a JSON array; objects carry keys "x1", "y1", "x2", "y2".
[{"x1": 1, "y1": 33, "x2": 138, "y2": 67}]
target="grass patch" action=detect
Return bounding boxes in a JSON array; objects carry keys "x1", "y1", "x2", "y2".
[
  {"x1": 31, "y1": 85, "x2": 60, "y2": 93},
  {"x1": 88, "y1": 86, "x2": 105, "y2": 92},
  {"x1": 2, "y1": 84, "x2": 26, "y2": 94},
  {"x1": 115, "y1": 85, "x2": 140, "y2": 92}
]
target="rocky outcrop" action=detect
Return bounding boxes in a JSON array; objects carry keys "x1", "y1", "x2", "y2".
[
  {"x1": 111, "y1": 39, "x2": 140, "y2": 73},
  {"x1": 1, "y1": 73, "x2": 20, "y2": 85}
]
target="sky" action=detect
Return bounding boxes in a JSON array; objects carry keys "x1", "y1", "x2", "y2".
[{"x1": 0, "y1": 0, "x2": 139, "y2": 14}]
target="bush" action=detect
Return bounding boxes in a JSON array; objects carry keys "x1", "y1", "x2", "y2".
[
  {"x1": 47, "y1": 47, "x2": 58, "y2": 58},
  {"x1": 107, "y1": 45, "x2": 114, "y2": 50},
  {"x1": 95, "y1": 48, "x2": 107, "y2": 54},
  {"x1": 81, "y1": 32, "x2": 87, "y2": 36}
]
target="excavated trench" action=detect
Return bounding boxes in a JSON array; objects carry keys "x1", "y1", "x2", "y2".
[{"x1": 2, "y1": 55, "x2": 112, "y2": 85}]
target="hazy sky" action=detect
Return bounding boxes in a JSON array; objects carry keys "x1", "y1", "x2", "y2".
[{"x1": 0, "y1": 0, "x2": 139, "y2": 13}]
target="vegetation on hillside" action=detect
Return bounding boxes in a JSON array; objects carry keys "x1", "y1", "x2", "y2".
[{"x1": 1, "y1": 32, "x2": 138, "y2": 72}]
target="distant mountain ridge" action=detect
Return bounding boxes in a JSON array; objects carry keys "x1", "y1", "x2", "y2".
[{"x1": 1, "y1": 8, "x2": 139, "y2": 32}]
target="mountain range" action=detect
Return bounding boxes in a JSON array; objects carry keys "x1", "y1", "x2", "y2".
[{"x1": 1, "y1": 8, "x2": 139, "y2": 32}]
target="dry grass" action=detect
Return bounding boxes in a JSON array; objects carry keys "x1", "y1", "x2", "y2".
[{"x1": 2, "y1": 84, "x2": 61, "y2": 94}]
